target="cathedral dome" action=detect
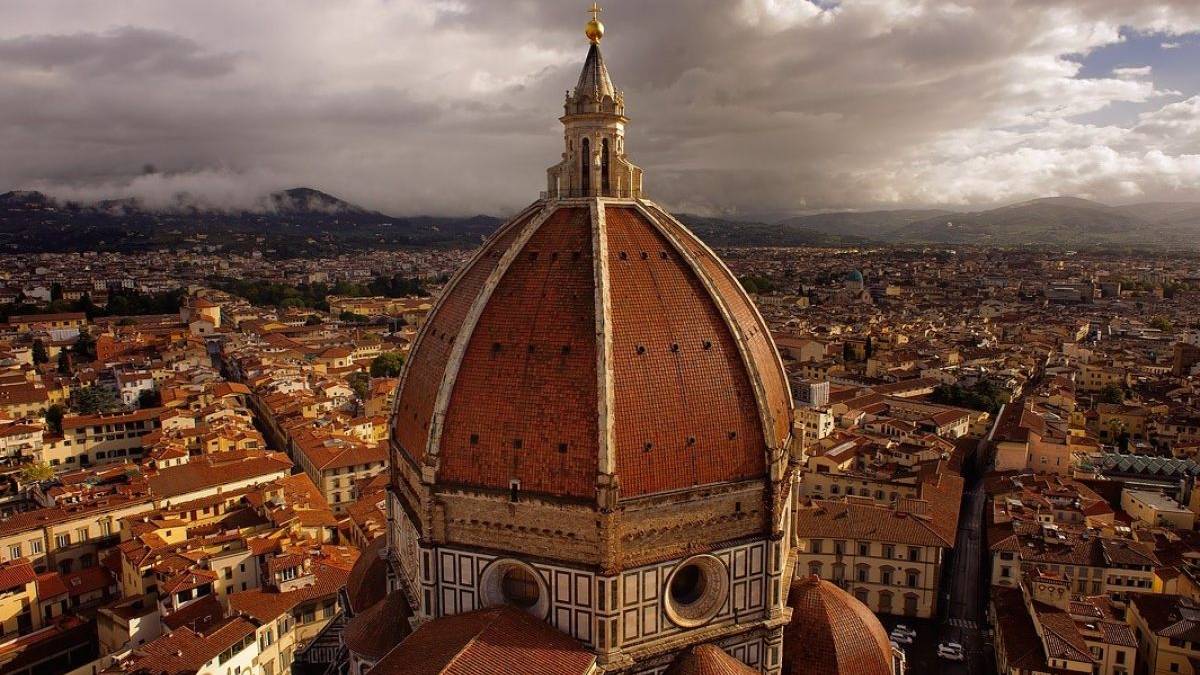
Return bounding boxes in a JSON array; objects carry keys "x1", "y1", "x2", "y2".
[
  {"x1": 665, "y1": 644, "x2": 758, "y2": 675},
  {"x1": 383, "y1": 11, "x2": 799, "y2": 672},
  {"x1": 783, "y1": 576, "x2": 896, "y2": 675},
  {"x1": 390, "y1": 201, "x2": 792, "y2": 500}
]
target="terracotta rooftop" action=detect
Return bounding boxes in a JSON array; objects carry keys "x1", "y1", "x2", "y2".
[
  {"x1": 342, "y1": 589, "x2": 413, "y2": 660},
  {"x1": 0, "y1": 559, "x2": 36, "y2": 593},
  {"x1": 665, "y1": 644, "x2": 757, "y2": 675},
  {"x1": 393, "y1": 203, "x2": 791, "y2": 500},
  {"x1": 369, "y1": 605, "x2": 595, "y2": 675},
  {"x1": 345, "y1": 536, "x2": 387, "y2": 614},
  {"x1": 228, "y1": 562, "x2": 350, "y2": 623},
  {"x1": 118, "y1": 617, "x2": 255, "y2": 674},
  {"x1": 783, "y1": 575, "x2": 894, "y2": 675}
]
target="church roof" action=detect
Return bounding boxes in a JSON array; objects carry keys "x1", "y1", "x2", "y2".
[
  {"x1": 783, "y1": 576, "x2": 895, "y2": 675},
  {"x1": 343, "y1": 589, "x2": 412, "y2": 661},
  {"x1": 665, "y1": 644, "x2": 758, "y2": 675},
  {"x1": 391, "y1": 202, "x2": 792, "y2": 500},
  {"x1": 575, "y1": 42, "x2": 615, "y2": 102},
  {"x1": 369, "y1": 605, "x2": 595, "y2": 675},
  {"x1": 344, "y1": 535, "x2": 387, "y2": 614}
]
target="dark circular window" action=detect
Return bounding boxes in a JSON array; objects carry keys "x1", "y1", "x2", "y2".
[
  {"x1": 670, "y1": 564, "x2": 706, "y2": 606},
  {"x1": 500, "y1": 566, "x2": 540, "y2": 608},
  {"x1": 481, "y1": 559, "x2": 548, "y2": 618},
  {"x1": 663, "y1": 554, "x2": 728, "y2": 627}
]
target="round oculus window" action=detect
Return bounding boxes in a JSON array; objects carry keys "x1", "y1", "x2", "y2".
[
  {"x1": 500, "y1": 565, "x2": 540, "y2": 608},
  {"x1": 663, "y1": 554, "x2": 728, "y2": 628},
  {"x1": 479, "y1": 559, "x2": 549, "y2": 619}
]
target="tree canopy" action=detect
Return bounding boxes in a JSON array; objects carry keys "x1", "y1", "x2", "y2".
[
  {"x1": 74, "y1": 385, "x2": 121, "y2": 414},
  {"x1": 370, "y1": 352, "x2": 405, "y2": 378}
]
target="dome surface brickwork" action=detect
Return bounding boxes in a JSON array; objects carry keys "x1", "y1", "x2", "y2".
[
  {"x1": 783, "y1": 575, "x2": 895, "y2": 675},
  {"x1": 391, "y1": 202, "x2": 790, "y2": 500}
]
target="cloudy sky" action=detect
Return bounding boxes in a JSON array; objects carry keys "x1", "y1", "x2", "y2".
[{"x1": 3, "y1": 0, "x2": 1200, "y2": 219}]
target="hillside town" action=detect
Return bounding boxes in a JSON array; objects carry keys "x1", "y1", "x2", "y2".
[{"x1": 0, "y1": 243, "x2": 1198, "y2": 674}]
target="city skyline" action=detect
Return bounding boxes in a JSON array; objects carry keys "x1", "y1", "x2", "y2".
[
  {"x1": 5, "y1": 5, "x2": 1200, "y2": 674},
  {"x1": 3, "y1": 0, "x2": 1200, "y2": 219}
]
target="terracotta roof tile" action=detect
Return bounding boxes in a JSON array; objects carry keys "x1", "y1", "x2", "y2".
[
  {"x1": 783, "y1": 576, "x2": 894, "y2": 675},
  {"x1": 345, "y1": 536, "x2": 387, "y2": 614},
  {"x1": 343, "y1": 589, "x2": 413, "y2": 660},
  {"x1": 393, "y1": 207, "x2": 539, "y2": 466},
  {"x1": 370, "y1": 605, "x2": 595, "y2": 675},
  {"x1": 606, "y1": 206, "x2": 767, "y2": 496},
  {"x1": 0, "y1": 559, "x2": 36, "y2": 593},
  {"x1": 391, "y1": 202, "x2": 792, "y2": 500},
  {"x1": 665, "y1": 644, "x2": 757, "y2": 675},
  {"x1": 438, "y1": 207, "x2": 598, "y2": 498}
]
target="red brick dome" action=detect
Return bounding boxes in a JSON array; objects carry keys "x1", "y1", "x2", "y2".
[
  {"x1": 665, "y1": 644, "x2": 757, "y2": 675},
  {"x1": 783, "y1": 576, "x2": 895, "y2": 675},
  {"x1": 390, "y1": 201, "x2": 791, "y2": 500}
]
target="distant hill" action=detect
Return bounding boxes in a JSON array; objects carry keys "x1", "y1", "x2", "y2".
[
  {"x1": 0, "y1": 188, "x2": 504, "y2": 255},
  {"x1": 4, "y1": 188, "x2": 1200, "y2": 255},
  {"x1": 776, "y1": 209, "x2": 953, "y2": 240},
  {"x1": 267, "y1": 187, "x2": 374, "y2": 215},
  {"x1": 775, "y1": 197, "x2": 1200, "y2": 248},
  {"x1": 0, "y1": 188, "x2": 864, "y2": 255},
  {"x1": 676, "y1": 213, "x2": 873, "y2": 247}
]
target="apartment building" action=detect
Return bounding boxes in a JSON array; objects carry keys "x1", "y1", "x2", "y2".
[
  {"x1": 1127, "y1": 593, "x2": 1200, "y2": 675},
  {"x1": 793, "y1": 471, "x2": 961, "y2": 619},
  {"x1": 991, "y1": 570, "x2": 1136, "y2": 675}
]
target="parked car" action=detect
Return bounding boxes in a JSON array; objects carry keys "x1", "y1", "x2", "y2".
[
  {"x1": 893, "y1": 624, "x2": 917, "y2": 638},
  {"x1": 937, "y1": 642, "x2": 965, "y2": 661},
  {"x1": 890, "y1": 630, "x2": 914, "y2": 645}
]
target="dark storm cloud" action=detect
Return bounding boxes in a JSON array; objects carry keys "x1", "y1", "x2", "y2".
[
  {"x1": 0, "y1": 26, "x2": 237, "y2": 78},
  {"x1": 2, "y1": 0, "x2": 1200, "y2": 217}
]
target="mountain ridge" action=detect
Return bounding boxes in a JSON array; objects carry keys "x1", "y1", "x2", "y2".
[
  {"x1": 4, "y1": 188, "x2": 1200, "y2": 254},
  {"x1": 774, "y1": 196, "x2": 1200, "y2": 248}
]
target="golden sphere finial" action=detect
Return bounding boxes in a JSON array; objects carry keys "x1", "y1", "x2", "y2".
[{"x1": 585, "y1": 3, "x2": 604, "y2": 43}]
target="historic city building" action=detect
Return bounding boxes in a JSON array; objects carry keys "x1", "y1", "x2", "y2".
[{"x1": 355, "y1": 6, "x2": 902, "y2": 674}]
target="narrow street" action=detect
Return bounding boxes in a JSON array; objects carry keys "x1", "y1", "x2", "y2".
[
  {"x1": 941, "y1": 481, "x2": 988, "y2": 674},
  {"x1": 888, "y1": 429, "x2": 994, "y2": 673}
]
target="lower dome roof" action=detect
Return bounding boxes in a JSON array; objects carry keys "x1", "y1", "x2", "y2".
[
  {"x1": 783, "y1": 575, "x2": 895, "y2": 675},
  {"x1": 666, "y1": 643, "x2": 758, "y2": 675}
]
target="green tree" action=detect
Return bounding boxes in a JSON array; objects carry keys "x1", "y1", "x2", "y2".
[
  {"x1": 19, "y1": 463, "x2": 54, "y2": 483},
  {"x1": 75, "y1": 385, "x2": 120, "y2": 414},
  {"x1": 931, "y1": 380, "x2": 1008, "y2": 414},
  {"x1": 339, "y1": 311, "x2": 368, "y2": 324},
  {"x1": 370, "y1": 352, "x2": 405, "y2": 378},
  {"x1": 1150, "y1": 316, "x2": 1174, "y2": 332},
  {"x1": 56, "y1": 349, "x2": 71, "y2": 374},
  {"x1": 348, "y1": 371, "x2": 371, "y2": 401},
  {"x1": 31, "y1": 339, "x2": 48, "y2": 365},
  {"x1": 138, "y1": 389, "x2": 162, "y2": 408},
  {"x1": 304, "y1": 315, "x2": 323, "y2": 326},
  {"x1": 73, "y1": 331, "x2": 96, "y2": 361},
  {"x1": 44, "y1": 404, "x2": 64, "y2": 435},
  {"x1": 76, "y1": 292, "x2": 97, "y2": 317},
  {"x1": 738, "y1": 275, "x2": 775, "y2": 295},
  {"x1": 1097, "y1": 384, "x2": 1124, "y2": 405}
]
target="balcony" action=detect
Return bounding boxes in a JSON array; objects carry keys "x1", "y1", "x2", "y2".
[{"x1": 539, "y1": 187, "x2": 640, "y2": 200}]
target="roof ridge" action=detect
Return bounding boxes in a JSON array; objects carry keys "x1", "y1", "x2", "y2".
[{"x1": 441, "y1": 607, "x2": 505, "y2": 673}]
